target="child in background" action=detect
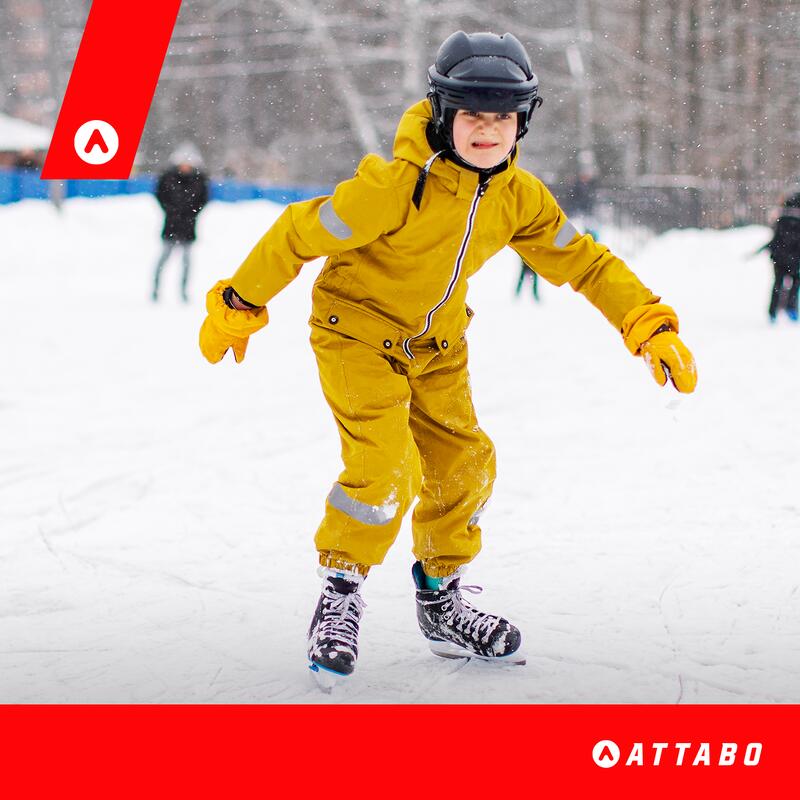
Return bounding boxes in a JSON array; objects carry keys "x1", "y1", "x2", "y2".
[
  {"x1": 765, "y1": 192, "x2": 800, "y2": 322},
  {"x1": 515, "y1": 258, "x2": 540, "y2": 301},
  {"x1": 199, "y1": 31, "x2": 697, "y2": 686}
]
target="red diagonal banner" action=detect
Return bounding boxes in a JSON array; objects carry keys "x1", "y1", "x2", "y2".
[{"x1": 41, "y1": 0, "x2": 183, "y2": 179}]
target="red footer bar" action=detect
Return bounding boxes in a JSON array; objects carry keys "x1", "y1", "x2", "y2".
[{"x1": 0, "y1": 705, "x2": 795, "y2": 797}]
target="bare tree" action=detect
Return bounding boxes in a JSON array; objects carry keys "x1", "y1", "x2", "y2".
[{"x1": 3, "y1": 0, "x2": 800, "y2": 227}]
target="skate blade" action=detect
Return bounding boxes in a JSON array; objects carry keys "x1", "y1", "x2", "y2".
[
  {"x1": 428, "y1": 640, "x2": 527, "y2": 666},
  {"x1": 308, "y1": 661, "x2": 350, "y2": 693}
]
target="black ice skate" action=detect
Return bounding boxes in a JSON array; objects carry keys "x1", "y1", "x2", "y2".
[
  {"x1": 412, "y1": 562, "x2": 525, "y2": 665},
  {"x1": 307, "y1": 568, "x2": 366, "y2": 690}
]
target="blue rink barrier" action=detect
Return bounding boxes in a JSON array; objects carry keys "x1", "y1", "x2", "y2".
[
  {"x1": 0, "y1": 168, "x2": 331, "y2": 205},
  {"x1": 0, "y1": 168, "x2": 52, "y2": 202}
]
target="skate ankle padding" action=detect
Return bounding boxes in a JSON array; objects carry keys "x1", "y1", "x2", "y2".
[
  {"x1": 412, "y1": 561, "x2": 447, "y2": 590},
  {"x1": 423, "y1": 573, "x2": 443, "y2": 590}
]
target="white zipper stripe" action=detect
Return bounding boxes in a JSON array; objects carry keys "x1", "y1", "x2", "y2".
[{"x1": 402, "y1": 181, "x2": 486, "y2": 358}]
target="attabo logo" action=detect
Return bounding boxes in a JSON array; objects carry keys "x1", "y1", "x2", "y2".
[
  {"x1": 74, "y1": 120, "x2": 119, "y2": 165},
  {"x1": 592, "y1": 740, "x2": 620, "y2": 768},
  {"x1": 592, "y1": 740, "x2": 762, "y2": 767}
]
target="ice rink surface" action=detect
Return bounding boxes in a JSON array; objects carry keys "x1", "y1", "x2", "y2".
[{"x1": 2, "y1": 195, "x2": 798, "y2": 703}]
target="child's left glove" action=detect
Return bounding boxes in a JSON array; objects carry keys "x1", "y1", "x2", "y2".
[
  {"x1": 622, "y1": 303, "x2": 698, "y2": 393},
  {"x1": 641, "y1": 330, "x2": 697, "y2": 392},
  {"x1": 199, "y1": 280, "x2": 268, "y2": 364}
]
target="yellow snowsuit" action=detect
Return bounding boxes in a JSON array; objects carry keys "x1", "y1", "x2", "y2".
[{"x1": 229, "y1": 100, "x2": 664, "y2": 577}]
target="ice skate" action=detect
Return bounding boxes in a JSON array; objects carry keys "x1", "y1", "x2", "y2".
[
  {"x1": 307, "y1": 567, "x2": 366, "y2": 689},
  {"x1": 412, "y1": 562, "x2": 525, "y2": 665}
]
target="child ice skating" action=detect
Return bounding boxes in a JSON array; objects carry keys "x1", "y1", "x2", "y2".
[{"x1": 199, "y1": 31, "x2": 698, "y2": 684}]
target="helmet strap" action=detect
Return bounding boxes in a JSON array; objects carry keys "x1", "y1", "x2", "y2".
[{"x1": 447, "y1": 146, "x2": 516, "y2": 175}]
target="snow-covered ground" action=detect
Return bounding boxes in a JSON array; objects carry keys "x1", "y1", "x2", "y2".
[{"x1": 2, "y1": 194, "x2": 798, "y2": 703}]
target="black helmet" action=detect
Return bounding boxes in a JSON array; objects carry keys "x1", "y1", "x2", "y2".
[{"x1": 427, "y1": 31, "x2": 543, "y2": 145}]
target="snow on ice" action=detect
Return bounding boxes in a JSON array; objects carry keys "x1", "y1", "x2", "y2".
[{"x1": 1, "y1": 194, "x2": 799, "y2": 703}]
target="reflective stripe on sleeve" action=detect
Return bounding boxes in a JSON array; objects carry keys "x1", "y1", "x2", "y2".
[
  {"x1": 319, "y1": 199, "x2": 353, "y2": 240},
  {"x1": 554, "y1": 219, "x2": 579, "y2": 248}
]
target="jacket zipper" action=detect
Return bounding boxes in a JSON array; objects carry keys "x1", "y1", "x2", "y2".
[{"x1": 402, "y1": 178, "x2": 489, "y2": 359}]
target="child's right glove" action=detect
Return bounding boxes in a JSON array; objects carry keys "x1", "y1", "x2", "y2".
[
  {"x1": 199, "y1": 280, "x2": 268, "y2": 364},
  {"x1": 621, "y1": 303, "x2": 698, "y2": 393}
]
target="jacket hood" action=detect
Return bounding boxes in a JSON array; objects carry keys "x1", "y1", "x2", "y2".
[
  {"x1": 392, "y1": 100, "x2": 438, "y2": 168},
  {"x1": 392, "y1": 99, "x2": 519, "y2": 191}
]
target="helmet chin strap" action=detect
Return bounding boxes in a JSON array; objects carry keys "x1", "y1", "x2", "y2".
[{"x1": 456, "y1": 145, "x2": 516, "y2": 171}]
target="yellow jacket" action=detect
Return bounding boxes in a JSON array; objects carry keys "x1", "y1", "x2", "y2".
[{"x1": 231, "y1": 100, "x2": 661, "y2": 358}]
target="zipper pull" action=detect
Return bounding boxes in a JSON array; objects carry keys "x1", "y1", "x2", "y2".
[{"x1": 478, "y1": 176, "x2": 490, "y2": 197}]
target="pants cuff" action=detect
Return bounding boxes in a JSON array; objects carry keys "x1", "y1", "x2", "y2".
[
  {"x1": 318, "y1": 552, "x2": 371, "y2": 577},
  {"x1": 420, "y1": 557, "x2": 472, "y2": 579}
]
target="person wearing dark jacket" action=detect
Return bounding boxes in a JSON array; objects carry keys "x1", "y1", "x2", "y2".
[
  {"x1": 152, "y1": 143, "x2": 209, "y2": 302},
  {"x1": 567, "y1": 171, "x2": 598, "y2": 217},
  {"x1": 766, "y1": 192, "x2": 800, "y2": 322},
  {"x1": 12, "y1": 148, "x2": 40, "y2": 171}
]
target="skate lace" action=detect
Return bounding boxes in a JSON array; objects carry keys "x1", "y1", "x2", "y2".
[
  {"x1": 440, "y1": 585, "x2": 502, "y2": 644},
  {"x1": 319, "y1": 584, "x2": 366, "y2": 646}
]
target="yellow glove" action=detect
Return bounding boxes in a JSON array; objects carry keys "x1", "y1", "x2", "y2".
[
  {"x1": 641, "y1": 330, "x2": 697, "y2": 393},
  {"x1": 621, "y1": 302, "x2": 698, "y2": 393},
  {"x1": 199, "y1": 280, "x2": 268, "y2": 364}
]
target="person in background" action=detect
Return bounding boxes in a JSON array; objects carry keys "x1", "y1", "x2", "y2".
[
  {"x1": 515, "y1": 257, "x2": 540, "y2": 301},
  {"x1": 12, "y1": 148, "x2": 40, "y2": 171},
  {"x1": 765, "y1": 192, "x2": 800, "y2": 322},
  {"x1": 566, "y1": 168, "x2": 599, "y2": 240},
  {"x1": 152, "y1": 142, "x2": 209, "y2": 303}
]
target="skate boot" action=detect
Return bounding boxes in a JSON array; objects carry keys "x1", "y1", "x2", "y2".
[
  {"x1": 307, "y1": 567, "x2": 366, "y2": 690},
  {"x1": 412, "y1": 561, "x2": 525, "y2": 665}
]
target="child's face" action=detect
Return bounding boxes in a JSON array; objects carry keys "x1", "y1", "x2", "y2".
[{"x1": 452, "y1": 110, "x2": 518, "y2": 170}]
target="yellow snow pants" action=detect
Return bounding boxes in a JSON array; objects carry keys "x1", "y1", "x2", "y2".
[{"x1": 311, "y1": 325, "x2": 496, "y2": 578}]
